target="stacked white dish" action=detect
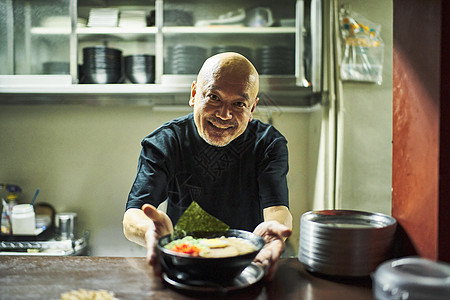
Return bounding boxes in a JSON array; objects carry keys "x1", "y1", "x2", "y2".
[
  {"x1": 119, "y1": 10, "x2": 147, "y2": 28},
  {"x1": 299, "y1": 210, "x2": 397, "y2": 277},
  {"x1": 88, "y1": 8, "x2": 119, "y2": 27}
]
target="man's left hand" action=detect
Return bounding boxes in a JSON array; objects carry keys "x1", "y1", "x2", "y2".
[{"x1": 252, "y1": 220, "x2": 292, "y2": 280}]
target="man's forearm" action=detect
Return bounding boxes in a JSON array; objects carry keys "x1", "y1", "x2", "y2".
[{"x1": 263, "y1": 205, "x2": 293, "y2": 230}]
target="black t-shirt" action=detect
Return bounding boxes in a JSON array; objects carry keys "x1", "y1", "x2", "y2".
[{"x1": 126, "y1": 113, "x2": 289, "y2": 232}]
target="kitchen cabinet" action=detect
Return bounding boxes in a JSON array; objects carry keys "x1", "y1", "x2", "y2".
[
  {"x1": 0, "y1": 0, "x2": 71, "y2": 77},
  {"x1": 0, "y1": 0, "x2": 323, "y2": 107}
]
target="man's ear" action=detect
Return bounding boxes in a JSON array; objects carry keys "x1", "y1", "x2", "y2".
[
  {"x1": 189, "y1": 81, "x2": 197, "y2": 107},
  {"x1": 249, "y1": 97, "x2": 259, "y2": 121}
]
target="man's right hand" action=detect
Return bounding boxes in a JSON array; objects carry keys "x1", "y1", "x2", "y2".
[
  {"x1": 141, "y1": 204, "x2": 173, "y2": 269},
  {"x1": 123, "y1": 204, "x2": 173, "y2": 276}
]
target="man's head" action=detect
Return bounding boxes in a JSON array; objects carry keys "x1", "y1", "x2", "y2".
[{"x1": 189, "y1": 52, "x2": 260, "y2": 147}]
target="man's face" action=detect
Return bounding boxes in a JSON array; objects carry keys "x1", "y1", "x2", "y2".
[{"x1": 189, "y1": 73, "x2": 259, "y2": 147}]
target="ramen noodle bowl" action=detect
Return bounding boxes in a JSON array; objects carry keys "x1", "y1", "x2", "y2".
[
  {"x1": 165, "y1": 236, "x2": 257, "y2": 258},
  {"x1": 157, "y1": 229, "x2": 265, "y2": 283}
]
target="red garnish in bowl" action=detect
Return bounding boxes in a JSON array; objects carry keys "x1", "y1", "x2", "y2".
[{"x1": 169, "y1": 243, "x2": 201, "y2": 256}]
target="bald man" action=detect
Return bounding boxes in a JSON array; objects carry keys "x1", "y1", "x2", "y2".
[{"x1": 123, "y1": 52, "x2": 292, "y2": 280}]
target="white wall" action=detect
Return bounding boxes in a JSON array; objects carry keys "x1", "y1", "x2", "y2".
[{"x1": 0, "y1": 104, "x2": 321, "y2": 256}]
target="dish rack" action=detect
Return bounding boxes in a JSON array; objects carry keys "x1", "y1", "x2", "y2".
[{"x1": 0, "y1": 232, "x2": 89, "y2": 256}]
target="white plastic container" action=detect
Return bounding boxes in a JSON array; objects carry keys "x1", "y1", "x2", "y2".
[
  {"x1": 11, "y1": 204, "x2": 36, "y2": 235},
  {"x1": 373, "y1": 257, "x2": 450, "y2": 300}
]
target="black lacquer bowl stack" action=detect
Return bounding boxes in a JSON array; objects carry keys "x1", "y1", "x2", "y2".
[
  {"x1": 124, "y1": 55, "x2": 155, "y2": 84},
  {"x1": 81, "y1": 46, "x2": 123, "y2": 84}
]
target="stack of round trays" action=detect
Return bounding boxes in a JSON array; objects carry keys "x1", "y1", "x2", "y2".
[
  {"x1": 299, "y1": 210, "x2": 397, "y2": 277},
  {"x1": 165, "y1": 45, "x2": 207, "y2": 75},
  {"x1": 124, "y1": 55, "x2": 155, "y2": 84},
  {"x1": 211, "y1": 45, "x2": 253, "y2": 62},
  {"x1": 81, "y1": 46, "x2": 123, "y2": 84},
  {"x1": 255, "y1": 46, "x2": 295, "y2": 75}
]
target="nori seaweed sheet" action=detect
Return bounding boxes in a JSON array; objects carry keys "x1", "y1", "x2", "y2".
[{"x1": 173, "y1": 201, "x2": 229, "y2": 236}]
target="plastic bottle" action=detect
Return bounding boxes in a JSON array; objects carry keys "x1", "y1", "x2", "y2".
[
  {"x1": 1, "y1": 199, "x2": 11, "y2": 235},
  {"x1": 6, "y1": 192, "x2": 17, "y2": 218},
  {"x1": 1, "y1": 184, "x2": 21, "y2": 235},
  {"x1": 11, "y1": 204, "x2": 35, "y2": 235}
]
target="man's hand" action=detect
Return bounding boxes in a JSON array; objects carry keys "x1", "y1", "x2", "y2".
[
  {"x1": 253, "y1": 220, "x2": 292, "y2": 280},
  {"x1": 141, "y1": 204, "x2": 173, "y2": 274},
  {"x1": 122, "y1": 204, "x2": 173, "y2": 276}
]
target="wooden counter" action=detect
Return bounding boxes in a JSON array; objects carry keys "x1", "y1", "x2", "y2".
[{"x1": 0, "y1": 256, "x2": 373, "y2": 299}]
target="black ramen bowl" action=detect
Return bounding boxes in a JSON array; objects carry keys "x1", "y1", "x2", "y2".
[{"x1": 157, "y1": 229, "x2": 265, "y2": 284}]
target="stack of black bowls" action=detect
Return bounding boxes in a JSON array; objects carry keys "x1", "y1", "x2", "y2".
[
  {"x1": 165, "y1": 45, "x2": 207, "y2": 75},
  {"x1": 255, "y1": 46, "x2": 295, "y2": 75},
  {"x1": 81, "y1": 46, "x2": 123, "y2": 84},
  {"x1": 211, "y1": 45, "x2": 253, "y2": 62},
  {"x1": 124, "y1": 55, "x2": 155, "y2": 84}
]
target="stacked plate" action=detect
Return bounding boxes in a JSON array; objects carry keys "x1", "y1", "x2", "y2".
[
  {"x1": 119, "y1": 10, "x2": 147, "y2": 28},
  {"x1": 163, "y1": 9, "x2": 194, "y2": 26},
  {"x1": 255, "y1": 46, "x2": 295, "y2": 75},
  {"x1": 165, "y1": 45, "x2": 207, "y2": 75},
  {"x1": 87, "y1": 8, "x2": 119, "y2": 27},
  {"x1": 81, "y1": 46, "x2": 123, "y2": 84},
  {"x1": 42, "y1": 62, "x2": 70, "y2": 74},
  {"x1": 211, "y1": 45, "x2": 253, "y2": 62},
  {"x1": 124, "y1": 55, "x2": 155, "y2": 84},
  {"x1": 299, "y1": 210, "x2": 397, "y2": 277}
]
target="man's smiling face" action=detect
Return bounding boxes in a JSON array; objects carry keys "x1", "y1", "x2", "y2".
[{"x1": 189, "y1": 53, "x2": 259, "y2": 147}]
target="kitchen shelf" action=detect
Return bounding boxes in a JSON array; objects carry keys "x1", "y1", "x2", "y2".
[
  {"x1": 0, "y1": 75, "x2": 303, "y2": 94},
  {"x1": 0, "y1": 76, "x2": 321, "y2": 108},
  {"x1": 31, "y1": 27, "x2": 72, "y2": 35},
  {"x1": 77, "y1": 26, "x2": 157, "y2": 34},
  {"x1": 161, "y1": 26, "x2": 296, "y2": 34},
  {"x1": 0, "y1": 83, "x2": 183, "y2": 94},
  {"x1": 77, "y1": 26, "x2": 158, "y2": 40},
  {"x1": 75, "y1": 26, "x2": 295, "y2": 42},
  {"x1": 0, "y1": 90, "x2": 321, "y2": 108},
  {"x1": 75, "y1": 26, "x2": 294, "y2": 35}
]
